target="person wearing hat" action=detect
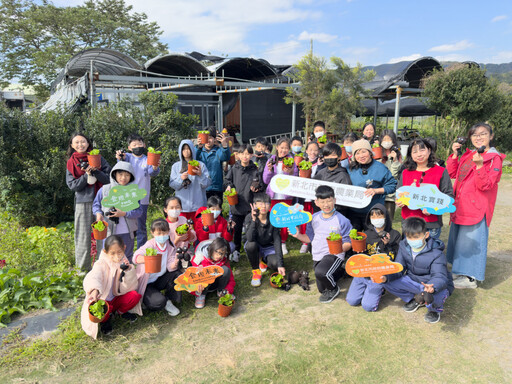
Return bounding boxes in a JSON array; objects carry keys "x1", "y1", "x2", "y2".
[{"x1": 347, "y1": 139, "x2": 397, "y2": 231}]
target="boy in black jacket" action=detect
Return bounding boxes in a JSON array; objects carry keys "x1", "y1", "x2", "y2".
[
  {"x1": 243, "y1": 193, "x2": 286, "y2": 287},
  {"x1": 346, "y1": 203, "x2": 401, "y2": 312},
  {"x1": 225, "y1": 144, "x2": 262, "y2": 262}
]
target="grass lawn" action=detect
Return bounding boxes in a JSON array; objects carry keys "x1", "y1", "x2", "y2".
[{"x1": 1, "y1": 175, "x2": 511, "y2": 383}]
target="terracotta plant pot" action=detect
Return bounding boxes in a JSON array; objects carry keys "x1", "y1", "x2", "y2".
[
  {"x1": 188, "y1": 163, "x2": 199, "y2": 175},
  {"x1": 299, "y1": 168, "x2": 312, "y2": 178},
  {"x1": 229, "y1": 154, "x2": 236, "y2": 165},
  {"x1": 147, "y1": 152, "x2": 161, "y2": 167},
  {"x1": 351, "y1": 232, "x2": 367, "y2": 253},
  {"x1": 226, "y1": 194, "x2": 238, "y2": 206},
  {"x1": 198, "y1": 133, "x2": 209, "y2": 145},
  {"x1": 340, "y1": 147, "x2": 348, "y2": 160},
  {"x1": 294, "y1": 156, "x2": 303, "y2": 167},
  {"x1": 87, "y1": 154, "x2": 101, "y2": 168},
  {"x1": 91, "y1": 220, "x2": 108, "y2": 240},
  {"x1": 372, "y1": 147, "x2": 383, "y2": 160},
  {"x1": 202, "y1": 212, "x2": 215, "y2": 227},
  {"x1": 88, "y1": 301, "x2": 110, "y2": 323},
  {"x1": 269, "y1": 272, "x2": 282, "y2": 289},
  {"x1": 327, "y1": 239, "x2": 343, "y2": 254},
  {"x1": 218, "y1": 303, "x2": 234, "y2": 317},
  {"x1": 144, "y1": 253, "x2": 162, "y2": 274}
]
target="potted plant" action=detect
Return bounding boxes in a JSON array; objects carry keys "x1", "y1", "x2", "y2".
[
  {"x1": 298, "y1": 160, "x2": 313, "y2": 178},
  {"x1": 372, "y1": 142, "x2": 382, "y2": 160},
  {"x1": 91, "y1": 220, "x2": 108, "y2": 240},
  {"x1": 87, "y1": 149, "x2": 101, "y2": 168},
  {"x1": 340, "y1": 144, "x2": 348, "y2": 160},
  {"x1": 282, "y1": 157, "x2": 294, "y2": 171},
  {"x1": 188, "y1": 160, "x2": 200, "y2": 175},
  {"x1": 270, "y1": 272, "x2": 284, "y2": 288},
  {"x1": 224, "y1": 188, "x2": 238, "y2": 206},
  {"x1": 349, "y1": 229, "x2": 367, "y2": 253},
  {"x1": 293, "y1": 152, "x2": 304, "y2": 166},
  {"x1": 88, "y1": 299, "x2": 110, "y2": 323},
  {"x1": 201, "y1": 208, "x2": 215, "y2": 226},
  {"x1": 218, "y1": 293, "x2": 235, "y2": 317},
  {"x1": 175, "y1": 223, "x2": 190, "y2": 241},
  {"x1": 326, "y1": 232, "x2": 343, "y2": 254},
  {"x1": 197, "y1": 130, "x2": 210, "y2": 144},
  {"x1": 144, "y1": 248, "x2": 162, "y2": 274},
  {"x1": 147, "y1": 147, "x2": 162, "y2": 167},
  {"x1": 317, "y1": 135, "x2": 327, "y2": 144}
]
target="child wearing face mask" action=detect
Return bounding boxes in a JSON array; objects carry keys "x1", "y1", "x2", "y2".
[
  {"x1": 163, "y1": 197, "x2": 196, "y2": 259},
  {"x1": 382, "y1": 217, "x2": 454, "y2": 324},
  {"x1": 194, "y1": 196, "x2": 234, "y2": 247},
  {"x1": 341, "y1": 132, "x2": 358, "y2": 169},
  {"x1": 133, "y1": 219, "x2": 181, "y2": 316},
  {"x1": 346, "y1": 204, "x2": 401, "y2": 312},
  {"x1": 291, "y1": 136, "x2": 304, "y2": 156},
  {"x1": 115, "y1": 134, "x2": 161, "y2": 248}
]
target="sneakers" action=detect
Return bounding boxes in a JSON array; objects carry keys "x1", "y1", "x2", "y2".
[
  {"x1": 231, "y1": 250, "x2": 240, "y2": 263},
  {"x1": 259, "y1": 261, "x2": 268, "y2": 273},
  {"x1": 299, "y1": 244, "x2": 309, "y2": 254},
  {"x1": 121, "y1": 312, "x2": 138, "y2": 322},
  {"x1": 453, "y1": 276, "x2": 477, "y2": 289},
  {"x1": 100, "y1": 319, "x2": 113, "y2": 335},
  {"x1": 165, "y1": 300, "x2": 180, "y2": 316},
  {"x1": 319, "y1": 285, "x2": 340, "y2": 303},
  {"x1": 282, "y1": 243, "x2": 288, "y2": 255},
  {"x1": 251, "y1": 269, "x2": 262, "y2": 287},
  {"x1": 195, "y1": 294, "x2": 206, "y2": 309},
  {"x1": 424, "y1": 311, "x2": 441, "y2": 324},
  {"x1": 403, "y1": 299, "x2": 423, "y2": 313}
]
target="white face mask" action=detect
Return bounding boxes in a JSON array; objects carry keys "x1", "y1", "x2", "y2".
[
  {"x1": 212, "y1": 210, "x2": 221, "y2": 219},
  {"x1": 314, "y1": 131, "x2": 325, "y2": 139},
  {"x1": 167, "y1": 209, "x2": 181, "y2": 218},
  {"x1": 371, "y1": 218, "x2": 385, "y2": 228},
  {"x1": 381, "y1": 141, "x2": 393, "y2": 149}
]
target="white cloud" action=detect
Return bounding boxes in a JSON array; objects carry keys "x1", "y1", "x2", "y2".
[
  {"x1": 388, "y1": 53, "x2": 422, "y2": 63},
  {"x1": 489, "y1": 51, "x2": 512, "y2": 63},
  {"x1": 298, "y1": 31, "x2": 338, "y2": 43},
  {"x1": 260, "y1": 40, "x2": 306, "y2": 65},
  {"x1": 428, "y1": 40, "x2": 473, "y2": 52},
  {"x1": 433, "y1": 54, "x2": 473, "y2": 62},
  {"x1": 491, "y1": 15, "x2": 508, "y2": 22}
]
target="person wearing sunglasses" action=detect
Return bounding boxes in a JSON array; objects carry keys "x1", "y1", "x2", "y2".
[{"x1": 396, "y1": 139, "x2": 453, "y2": 240}]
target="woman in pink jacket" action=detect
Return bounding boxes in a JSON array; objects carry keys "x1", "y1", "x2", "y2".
[{"x1": 446, "y1": 123, "x2": 506, "y2": 289}]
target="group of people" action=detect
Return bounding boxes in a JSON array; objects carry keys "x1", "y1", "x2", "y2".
[{"x1": 65, "y1": 120, "x2": 505, "y2": 338}]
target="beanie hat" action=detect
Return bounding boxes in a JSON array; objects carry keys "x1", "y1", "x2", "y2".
[{"x1": 351, "y1": 139, "x2": 372, "y2": 155}]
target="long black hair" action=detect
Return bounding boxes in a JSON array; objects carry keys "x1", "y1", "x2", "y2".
[
  {"x1": 402, "y1": 139, "x2": 436, "y2": 171},
  {"x1": 66, "y1": 132, "x2": 93, "y2": 158},
  {"x1": 207, "y1": 238, "x2": 230, "y2": 260}
]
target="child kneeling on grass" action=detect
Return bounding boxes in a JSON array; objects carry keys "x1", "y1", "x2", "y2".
[
  {"x1": 133, "y1": 219, "x2": 181, "y2": 316},
  {"x1": 290, "y1": 186, "x2": 352, "y2": 303},
  {"x1": 194, "y1": 195, "x2": 234, "y2": 250},
  {"x1": 243, "y1": 193, "x2": 286, "y2": 287},
  {"x1": 345, "y1": 203, "x2": 401, "y2": 312},
  {"x1": 191, "y1": 238, "x2": 236, "y2": 309},
  {"x1": 81, "y1": 235, "x2": 142, "y2": 339},
  {"x1": 382, "y1": 217, "x2": 454, "y2": 324}
]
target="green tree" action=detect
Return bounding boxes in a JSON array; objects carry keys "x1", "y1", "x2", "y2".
[
  {"x1": 489, "y1": 93, "x2": 512, "y2": 153},
  {"x1": 0, "y1": 0, "x2": 168, "y2": 99},
  {"x1": 284, "y1": 53, "x2": 374, "y2": 134}
]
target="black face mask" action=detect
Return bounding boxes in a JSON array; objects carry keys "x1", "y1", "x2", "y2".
[
  {"x1": 254, "y1": 151, "x2": 264, "y2": 157},
  {"x1": 324, "y1": 158, "x2": 339, "y2": 167},
  {"x1": 131, "y1": 147, "x2": 146, "y2": 156}
]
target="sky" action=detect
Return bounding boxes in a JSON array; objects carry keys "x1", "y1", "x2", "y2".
[{"x1": 53, "y1": 0, "x2": 512, "y2": 66}]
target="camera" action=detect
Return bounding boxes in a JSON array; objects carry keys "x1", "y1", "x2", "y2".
[
  {"x1": 182, "y1": 178, "x2": 192, "y2": 189},
  {"x1": 253, "y1": 208, "x2": 260, "y2": 217},
  {"x1": 477, "y1": 146, "x2": 486, "y2": 154},
  {"x1": 107, "y1": 207, "x2": 119, "y2": 224},
  {"x1": 251, "y1": 176, "x2": 260, "y2": 191},
  {"x1": 455, "y1": 136, "x2": 467, "y2": 157},
  {"x1": 378, "y1": 231, "x2": 388, "y2": 239},
  {"x1": 309, "y1": 133, "x2": 315, "y2": 142},
  {"x1": 78, "y1": 158, "x2": 89, "y2": 170},
  {"x1": 176, "y1": 247, "x2": 191, "y2": 269}
]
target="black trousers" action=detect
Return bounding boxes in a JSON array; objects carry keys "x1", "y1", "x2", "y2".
[
  {"x1": 313, "y1": 255, "x2": 345, "y2": 293},
  {"x1": 349, "y1": 211, "x2": 367, "y2": 232},
  {"x1": 244, "y1": 241, "x2": 278, "y2": 271},
  {"x1": 143, "y1": 269, "x2": 182, "y2": 311},
  {"x1": 206, "y1": 266, "x2": 231, "y2": 293},
  {"x1": 231, "y1": 214, "x2": 246, "y2": 252}
]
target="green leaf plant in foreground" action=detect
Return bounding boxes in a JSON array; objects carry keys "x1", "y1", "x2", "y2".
[{"x1": 327, "y1": 232, "x2": 342, "y2": 241}]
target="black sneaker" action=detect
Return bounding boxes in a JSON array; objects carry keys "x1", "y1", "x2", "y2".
[
  {"x1": 100, "y1": 319, "x2": 113, "y2": 335},
  {"x1": 121, "y1": 312, "x2": 138, "y2": 322},
  {"x1": 319, "y1": 286, "x2": 340, "y2": 303},
  {"x1": 403, "y1": 299, "x2": 423, "y2": 312},
  {"x1": 424, "y1": 311, "x2": 441, "y2": 324}
]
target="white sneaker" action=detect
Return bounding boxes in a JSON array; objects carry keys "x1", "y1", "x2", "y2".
[
  {"x1": 231, "y1": 250, "x2": 240, "y2": 263},
  {"x1": 299, "y1": 244, "x2": 309, "y2": 254},
  {"x1": 165, "y1": 300, "x2": 180, "y2": 316},
  {"x1": 453, "y1": 276, "x2": 477, "y2": 289},
  {"x1": 282, "y1": 243, "x2": 288, "y2": 255}
]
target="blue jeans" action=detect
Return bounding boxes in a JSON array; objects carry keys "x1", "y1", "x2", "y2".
[
  {"x1": 383, "y1": 275, "x2": 449, "y2": 313},
  {"x1": 136, "y1": 204, "x2": 149, "y2": 249}
]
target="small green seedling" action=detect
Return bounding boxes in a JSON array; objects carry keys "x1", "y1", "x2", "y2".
[
  {"x1": 224, "y1": 188, "x2": 237, "y2": 197},
  {"x1": 88, "y1": 149, "x2": 100, "y2": 155},
  {"x1": 92, "y1": 221, "x2": 105, "y2": 231},
  {"x1": 89, "y1": 299, "x2": 107, "y2": 319},
  {"x1": 317, "y1": 135, "x2": 327, "y2": 143},
  {"x1": 327, "y1": 232, "x2": 342, "y2": 241},
  {"x1": 283, "y1": 157, "x2": 294, "y2": 168},
  {"x1": 372, "y1": 142, "x2": 380, "y2": 148},
  {"x1": 349, "y1": 229, "x2": 363, "y2": 240},
  {"x1": 270, "y1": 273, "x2": 284, "y2": 288},
  {"x1": 298, "y1": 160, "x2": 312, "y2": 170},
  {"x1": 148, "y1": 147, "x2": 162, "y2": 154},
  {"x1": 218, "y1": 293, "x2": 234, "y2": 306},
  {"x1": 188, "y1": 160, "x2": 200, "y2": 167},
  {"x1": 198, "y1": 130, "x2": 210, "y2": 134},
  {"x1": 146, "y1": 248, "x2": 158, "y2": 256},
  {"x1": 201, "y1": 208, "x2": 211, "y2": 215},
  {"x1": 175, "y1": 224, "x2": 189, "y2": 235}
]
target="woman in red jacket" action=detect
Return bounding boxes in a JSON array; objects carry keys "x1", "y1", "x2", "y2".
[{"x1": 446, "y1": 123, "x2": 506, "y2": 289}]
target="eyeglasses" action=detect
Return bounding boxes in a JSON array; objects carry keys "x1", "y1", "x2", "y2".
[
  {"x1": 215, "y1": 250, "x2": 228, "y2": 257},
  {"x1": 471, "y1": 132, "x2": 489, "y2": 139}
]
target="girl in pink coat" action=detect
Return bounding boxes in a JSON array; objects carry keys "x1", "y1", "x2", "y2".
[{"x1": 446, "y1": 123, "x2": 506, "y2": 289}]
